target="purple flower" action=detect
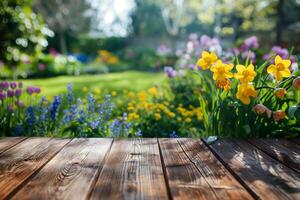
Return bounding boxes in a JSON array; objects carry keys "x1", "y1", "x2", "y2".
[
  {"x1": 0, "y1": 91, "x2": 6, "y2": 100},
  {"x1": 7, "y1": 104, "x2": 14, "y2": 113},
  {"x1": 244, "y1": 36, "x2": 259, "y2": 49},
  {"x1": 188, "y1": 64, "x2": 196, "y2": 70},
  {"x1": 272, "y1": 46, "x2": 288, "y2": 59},
  {"x1": 27, "y1": 86, "x2": 40, "y2": 95},
  {"x1": 7, "y1": 90, "x2": 14, "y2": 97},
  {"x1": 15, "y1": 100, "x2": 25, "y2": 107},
  {"x1": 15, "y1": 89, "x2": 22, "y2": 97},
  {"x1": 33, "y1": 87, "x2": 41, "y2": 94},
  {"x1": 10, "y1": 82, "x2": 17, "y2": 89},
  {"x1": 27, "y1": 86, "x2": 34, "y2": 95},
  {"x1": 38, "y1": 63, "x2": 46, "y2": 71},
  {"x1": 18, "y1": 82, "x2": 23, "y2": 88},
  {"x1": 0, "y1": 81, "x2": 9, "y2": 90},
  {"x1": 164, "y1": 66, "x2": 177, "y2": 78},
  {"x1": 189, "y1": 33, "x2": 198, "y2": 41},
  {"x1": 241, "y1": 51, "x2": 256, "y2": 61}
]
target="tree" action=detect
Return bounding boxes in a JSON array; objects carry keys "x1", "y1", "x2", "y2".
[
  {"x1": 0, "y1": 0, "x2": 52, "y2": 65},
  {"x1": 33, "y1": 0, "x2": 93, "y2": 53}
]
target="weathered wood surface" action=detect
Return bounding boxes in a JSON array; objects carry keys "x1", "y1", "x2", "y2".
[
  {"x1": 90, "y1": 139, "x2": 169, "y2": 200},
  {"x1": 0, "y1": 137, "x2": 299, "y2": 200}
]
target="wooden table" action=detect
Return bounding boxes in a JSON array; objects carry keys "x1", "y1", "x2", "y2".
[{"x1": 0, "y1": 137, "x2": 299, "y2": 200}]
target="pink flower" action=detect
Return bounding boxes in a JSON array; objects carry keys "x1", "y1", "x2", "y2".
[{"x1": 253, "y1": 104, "x2": 272, "y2": 118}]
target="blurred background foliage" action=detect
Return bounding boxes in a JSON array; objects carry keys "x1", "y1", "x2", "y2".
[{"x1": 0, "y1": 0, "x2": 300, "y2": 79}]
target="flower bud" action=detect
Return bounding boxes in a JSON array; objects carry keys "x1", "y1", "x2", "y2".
[
  {"x1": 293, "y1": 77, "x2": 300, "y2": 90},
  {"x1": 18, "y1": 82, "x2": 23, "y2": 88},
  {"x1": 7, "y1": 104, "x2": 14, "y2": 113},
  {"x1": 15, "y1": 89, "x2": 22, "y2": 97},
  {"x1": 0, "y1": 91, "x2": 7, "y2": 100},
  {"x1": 253, "y1": 104, "x2": 272, "y2": 118},
  {"x1": 273, "y1": 110, "x2": 286, "y2": 121},
  {"x1": 7, "y1": 90, "x2": 14, "y2": 97},
  {"x1": 0, "y1": 81, "x2": 9, "y2": 90},
  {"x1": 10, "y1": 82, "x2": 17, "y2": 89},
  {"x1": 274, "y1": 88, "x2": 287, "y2": 99}
]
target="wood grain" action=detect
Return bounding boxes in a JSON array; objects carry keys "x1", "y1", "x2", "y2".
[
  {"x1": 207, "y1": 139, "x2": 300, "y2": 200},
  {"x1": 0, "y1": 137, "x2": 70, "y2": 199},
  {"x1": 0, "y1": 137, "x2": 27, "y2": 154},
  {"x1": 90, "y1": 139, "x2": 169, "y2": 200},
  {"x1": 11, "y1": 138, "x2": 112, "y2": 200},
  {"x1": 178, "y1": 138, "x2": 253, "y2": 200},
  {"x1": 248, "y1": 139, "x2": 300, "y2": 173},
  {"x1": 159, "y1": 138, "x2": 219, "y2": 200}
]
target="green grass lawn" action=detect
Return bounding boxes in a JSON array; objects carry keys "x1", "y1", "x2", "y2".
[{"x1": 21, "y1": 71, "x2": 166, "y2": 97}]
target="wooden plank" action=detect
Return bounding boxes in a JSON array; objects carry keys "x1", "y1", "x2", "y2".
[
  {"x1": 90, "y1": 139, "x2": 169, "y2": 200},
  {"x1": 248, "y1": 139, "x2": 300, "y2": 173},
  {"x1": 206, "y1": 139, "x2": 300, "y2": 200},
  {"x1": 0, "y1": 137, "x2": 27, "y2": 154},
  {"x1": 11, "y1": 138, "x2": 112, "y2": 200},
  {"x1": 159, "y1": 138, "x2": 219, "y2": 200},
  {"x1": 178, "y1": 138, "x2": 254, "y2": 200},
  {"x1": 0, "y1": 137, "x2": 70, "y2": 199},
  {"x1": 290, "y1": 138, "x2": 300, "y2": 145}
]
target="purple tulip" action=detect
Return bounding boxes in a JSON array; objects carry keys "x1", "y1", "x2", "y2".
[
  {"x1": 10, "y1": 82, "x2": 17, "y2": 89},
  {"x1": 7, "y1": 90, "x2": 14, "y2": 97},
  {"x1": 0, "y1": 81, "x2": 9, "y2": 90},
  {"x1": 0, "y1": 91, "x2": 6, "y2": 100},
  {"x1": 26, "y1": 86, "x2": 34, "y2": 95},
  {"x1": 15, "y1": 100, "x2": 25, "y2": 107},
  {"x1": 7, "y1": 104, "x2": 14, "y2": 113},
  {"x1": 15, "y1": 89, "x2": 22, "y2": 97},
  {"x1": 18, "y1": 82, "x2": 23, "y2": 88},
  {"x1": 33, "y1": 87, "x2": 41, "y2": 94}
]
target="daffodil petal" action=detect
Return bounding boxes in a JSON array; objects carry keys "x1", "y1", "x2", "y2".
[{"x1": 275, "y1": 55, "x2": 282, "y2": 64}]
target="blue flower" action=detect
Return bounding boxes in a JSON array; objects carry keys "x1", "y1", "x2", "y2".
[
  {"x1": 66, "y1": 83, "x2": 74, "y2": 103},
  {"x1": 135, "y1": 130, "x2": 143, "y2": 137},
  {"x1": 49, "y1": 96, "x2": 62, "y2": 121},
  {"x1": 87, "y1": 93, "x2": 95, "y2": 113},
  {"x1": 169, "y1": 131, "x2": 179, "y2": 138},
  {"x1": 26, "y1": 106, "x2": 36, "y2": 126}
]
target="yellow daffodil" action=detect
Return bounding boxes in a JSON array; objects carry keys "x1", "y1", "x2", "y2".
[
  {"x1": 274, "y1": 88, "x2": 287, "y2": 99},
  {"x1": 267, "y1": 55, "x2": 291, "y2": 81},
  {"x1": 236, "y1": 84, "x2": 257, "y2": 105},
  {"x1": 234, "y1": 63, "x2": 256, "y2": 83},
  {"x1": 196, "y1": 51, "x2": 218, "y2": 70},
  {"x1": 210, "y1": 60, "x2": 233, "y2": 90}
]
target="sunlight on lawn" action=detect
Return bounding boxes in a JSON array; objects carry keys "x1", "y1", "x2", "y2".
[{"x1": 21, "y1": 71, "x2": 165, "y2": 97}]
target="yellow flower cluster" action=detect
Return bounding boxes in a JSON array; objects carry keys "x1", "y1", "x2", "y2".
[
  {"x1": 97, "y1": 50, "x2": 119, "y2": 64},
  {"x1": 124, "y1": 87, "x2": 203, "y2": 124},
  {"x1": 196, "y1": 52, "x2": 292, "y2": 105}
]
